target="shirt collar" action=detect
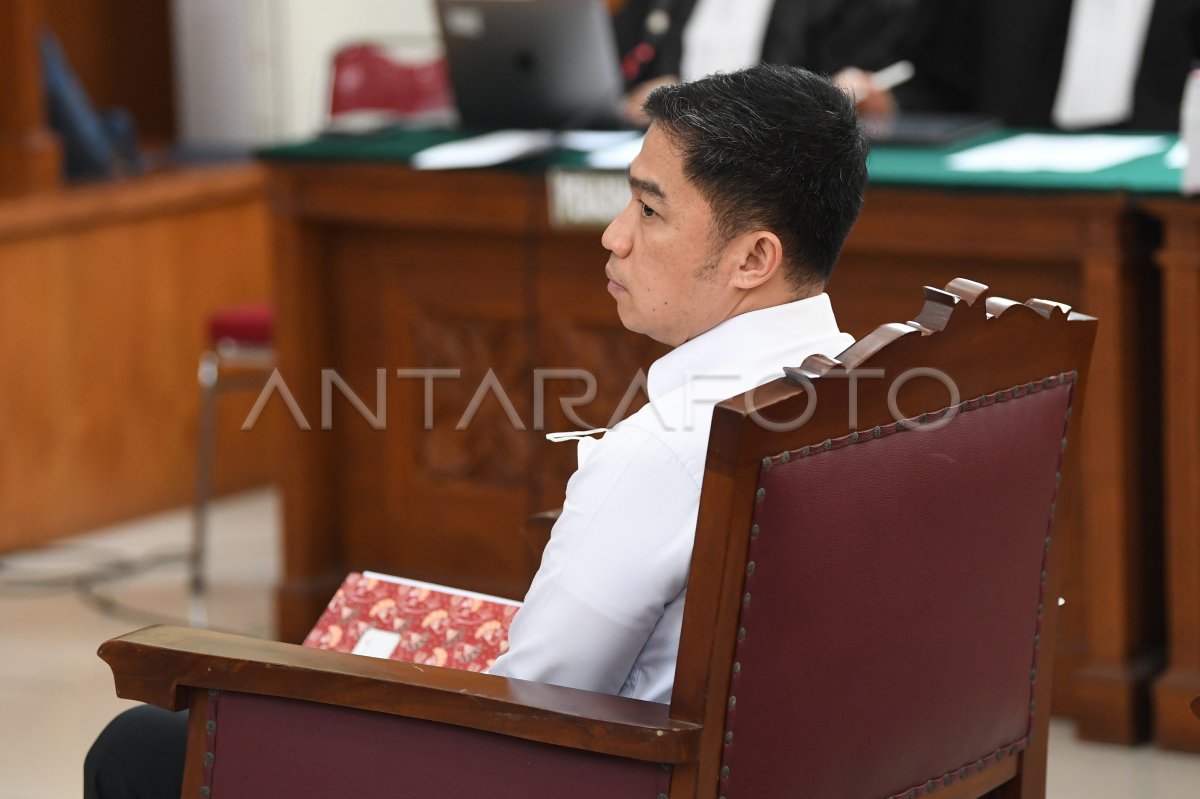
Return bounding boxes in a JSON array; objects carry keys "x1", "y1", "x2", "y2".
[{"x1": 646, "y1": 293, "x2": 844, "y2": 401}]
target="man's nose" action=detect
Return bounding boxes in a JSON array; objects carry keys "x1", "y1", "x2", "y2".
[{"x1": 601, "y1": 204, "x2": 633, "y2": 258}]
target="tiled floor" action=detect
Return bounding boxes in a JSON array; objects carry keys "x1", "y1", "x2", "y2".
[{"x1": 1, "y1": 488, "x2": 1198, "y2": 798}]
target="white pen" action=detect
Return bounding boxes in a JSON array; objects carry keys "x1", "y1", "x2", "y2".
[{"x1": 871, "y1": 60, "x2": 915, "y2": 92}]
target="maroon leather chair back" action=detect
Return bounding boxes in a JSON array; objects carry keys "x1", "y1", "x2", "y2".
[
  {"x1": 671, "y1": 281, "x2": 1097, "y2": 799},
  {"x1": 719, "y1": 378, "x2": 1074, "y2": 798}
]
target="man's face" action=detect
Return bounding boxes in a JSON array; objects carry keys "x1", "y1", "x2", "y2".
[{"x1": 601, "y1": 124, "x2": 738, "y2": 347}]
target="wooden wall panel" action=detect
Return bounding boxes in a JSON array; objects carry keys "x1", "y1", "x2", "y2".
[
  {"x1": 0, "y1": 164, "x2": 273, "y2": 551},
  {"x1": 0, "y1": 0, "x2": 61, "y2": 196}
]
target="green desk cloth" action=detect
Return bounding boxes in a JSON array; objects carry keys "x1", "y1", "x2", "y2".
[{"x1": 259, "y1": 128, "x2": 1186, "y2": 197}]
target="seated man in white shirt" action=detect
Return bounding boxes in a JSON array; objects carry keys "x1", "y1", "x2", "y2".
[
  {"x1": 83, "y1": 63, "x2": 866, "y2": 798},
  {"x1": 489, "y1": 63, "x2": 865, "y2": 703}
]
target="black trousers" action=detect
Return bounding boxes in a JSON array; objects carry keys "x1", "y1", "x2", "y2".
[{"x1": 84, "y1": 705, "x2": 189, "y2": 799}]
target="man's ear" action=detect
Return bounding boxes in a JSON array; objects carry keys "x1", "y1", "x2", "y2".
[{"x1": 729, "y1": 230, "x2": 784, "y2": 289}]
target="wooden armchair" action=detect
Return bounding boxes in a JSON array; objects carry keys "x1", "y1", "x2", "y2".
[{"x1": 99, "y1": 279, "x2": 1096, "y2": 799}]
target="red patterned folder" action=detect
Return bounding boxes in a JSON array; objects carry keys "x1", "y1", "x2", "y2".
[{"x1": 302, "y1": 571, "x2": 521, "y2": 672}]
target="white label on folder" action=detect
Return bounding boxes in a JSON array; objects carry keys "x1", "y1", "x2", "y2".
[{"x1": 351, "y1": 627, "x2": 401, "y2": 659}]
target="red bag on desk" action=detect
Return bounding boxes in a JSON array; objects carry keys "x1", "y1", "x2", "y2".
[{"x1": 303, "y1": 571, "x2": 520, "y2": 671}]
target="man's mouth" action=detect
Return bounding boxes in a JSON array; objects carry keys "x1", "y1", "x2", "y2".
[{"x1": 606, "y1": 267, "x2": 626, "y2": 293}]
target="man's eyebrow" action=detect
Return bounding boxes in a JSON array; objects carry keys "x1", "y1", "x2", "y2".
[{"x1": 627, "y1": 171, "x2": 668, "y2": 204}]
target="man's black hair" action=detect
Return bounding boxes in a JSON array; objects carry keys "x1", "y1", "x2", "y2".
[{"x1": 643, "y1": 64, "x2": 868, "y2": 291}]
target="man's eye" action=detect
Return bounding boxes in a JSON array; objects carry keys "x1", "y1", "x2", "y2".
[{"x1": 639, "y1": 201, "x2": 657, "y2": 218}]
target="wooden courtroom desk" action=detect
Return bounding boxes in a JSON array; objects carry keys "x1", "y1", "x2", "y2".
[
  {"x1": 259, "y1": 130, "x2": 1167, "y2": 746},
  {"x1": 1140, "y1": 199, "x2": 1200, "y2": 753}
]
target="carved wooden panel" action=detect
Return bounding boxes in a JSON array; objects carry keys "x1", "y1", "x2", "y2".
[{"x1": 411, "y1": 309, "x2": 532, "y2": 487}]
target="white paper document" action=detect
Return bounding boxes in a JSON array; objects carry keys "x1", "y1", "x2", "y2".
[
  {"x1": 1165, "y1": 140, "x2": 1187, "y2": 169},
  {"x1": 585, "y1": 135, "x2": 646, "y2": 170},
  {"x1": 557, "y1": 130, "x2": 642, "y2": 152},
  {"x1": 411, "y1": 129, "x2": 557, "y2": 170},
  {"x1": 946, "y1": 133, "x2": 1170, "y2": 174}
]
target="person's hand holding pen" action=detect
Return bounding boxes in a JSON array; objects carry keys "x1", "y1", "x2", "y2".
[
  {"x1": 622, "y1": 61, "x2": 914, "y2": 126},
  {"x1": 833, "y1": 60, "x2": 914, "y2": 120}
]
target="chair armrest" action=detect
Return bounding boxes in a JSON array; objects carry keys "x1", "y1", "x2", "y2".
[{"x1": 98, "y1": 625, "x2": 701, "y2": 763}]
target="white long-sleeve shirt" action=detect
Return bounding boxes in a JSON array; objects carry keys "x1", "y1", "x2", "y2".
[{"x1": 488, "y1": 294, "x2": 854, "y2": 703}]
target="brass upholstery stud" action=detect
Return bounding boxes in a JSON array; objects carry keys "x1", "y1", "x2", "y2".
[
  {"x1": 207, "y1": 689, "x2": 218, "y2": 698},
  {"x1": 1031, "y1": 668, "x2": 1038, "y2": 681},
  {"x1": 895, "y1": 420, "x2": 905, "y2": 432},
  {"x1": 750, "y1": 524, "x2": 760, "y2": 538},
  {"x1": 732, "y1": 662, "x2": 741, "y2": 675},
  {"x1": 746, "y1": 562, "x2": 756, "y2": 575},
  {"x1": 800, "y1": 446, "x2": 810, "y2": 458},
  {"x1": 756, "y1": 487, "x2": 766, "y2": 502},
  {"x1": 725, "y1": 730, "x2": 734, "y2": 744},
  {"x1": 1045, "y1": 536, "x2": 1052, "y2": 549},
  {"x1": 728, "y1": 696, "x2": 737, "y2": 709},
  {"x1": 721, "y1": 766, "x2": 730, "y2": 779},
  {"x1": 1011, "y1": 387, "x2": 1020, "y2": 399},
  {"x1": 1066, "y1": 407, "x2": 1072, "y2": 419},
  {"x1": 737, "y1": 627, "x2": 747, "y2": 641},
  {"x1": 873, "y1": 425, "x2": 882, "y2": 438},
  {"x1": 1041, "y1": 570, "x2": 1048, "y2": 582},
  {"x1": 761, "y1": 457, "x2": 772, "y2": 470},
  {"x1": 850, "y1": 431, "x2": 859, "y2": 443},
  {"x1": 926, "y1": 779, "x2": 935, "y2": 791},
  {"x1": 200, "y1": 789, "x2": 210, "y2": 798},
  {"x1": 822, "y1": 438, "x2": 832, "y2": 451},
  {"x1": 1034, "y1": 634, "x2": 1041, "y2": 646},
  {"x1": 203, "y1": 752, "x2": 214, "y2": 766},
  {"x1": 205, "y1": 720, "x2": 216, "y2": 734},
  {"x1": 742, "y1": 592, "x2": 752, "y2": 607},
  {"x1": 920, "y1": 412, "x2": 930, "y2": 423},
  {"x1": 1030, "y1": 701, "x2": 1037, "y2": 712},
  {"x1": 660, "y1": 764, "x2": 671, "y2": 772},
  {"x1": 781, "y1": 450, "x2": 791, "y2": 463}
]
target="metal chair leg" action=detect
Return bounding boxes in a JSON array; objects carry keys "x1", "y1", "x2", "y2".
[{"x1": 190, "y1": 351, "x2": 221, "y2": 628}]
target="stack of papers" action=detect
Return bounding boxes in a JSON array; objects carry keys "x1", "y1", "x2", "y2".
[
  {"x1": 410, "y1": 129, "x2": 645, "y2": 171},
  {"x1": 411, "y1": 129, "x2": 557, "y2": 170}
]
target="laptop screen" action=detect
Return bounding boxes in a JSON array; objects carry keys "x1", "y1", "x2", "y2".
[{"x1": 437, "y1": 0, "x2": 627, "y2": 129}]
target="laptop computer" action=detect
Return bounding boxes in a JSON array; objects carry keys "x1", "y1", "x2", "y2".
[
  {"x1": 436, "y1": 0, "x2": 627, "y2": 130},
  {"x1": 862, "y1": 111, "x2": 999, "y2": 147}
]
